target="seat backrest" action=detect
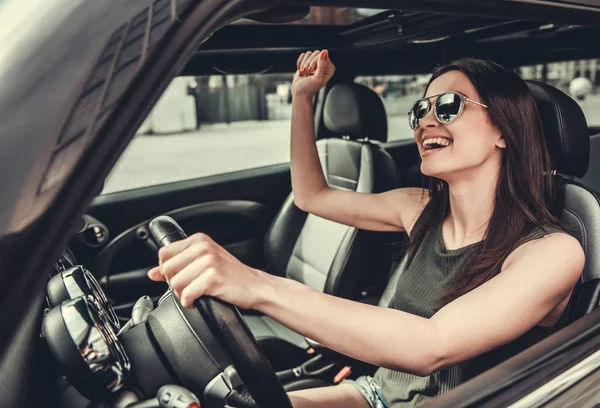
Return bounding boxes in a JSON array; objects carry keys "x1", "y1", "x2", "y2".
[
  {"x1": 381, "y1": 81, "x2": 598, "y2": 320},
  {"x1": 264, "y1": 82, "x2": 398, "y2": 300},
  {"x1": 526, "y1": 80, "x2": 600, "y2": 320},
  {"x1": 576, "y1": 132, "x2": 600, "y2": 191}
]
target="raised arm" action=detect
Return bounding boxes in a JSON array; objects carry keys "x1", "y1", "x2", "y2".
[{"x1": 291, "y1": 50, "x2": 427, "y2": 233}]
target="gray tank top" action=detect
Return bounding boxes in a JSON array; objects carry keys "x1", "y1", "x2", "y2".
[{"x1": 374, "y1": 206, "x2": 570, "y2": 407}]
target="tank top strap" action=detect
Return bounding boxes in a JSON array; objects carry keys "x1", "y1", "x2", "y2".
[
  {"x1": 510, "y1": 223, "x2": 565, "y2": 255},
  {"x1": 408, "y1": 199, "x2": 436, "y2": 242}
]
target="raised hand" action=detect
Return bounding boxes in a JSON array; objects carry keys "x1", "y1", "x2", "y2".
[{"x1": 291, "y1": 49, "x2": 336, "y2": 98}]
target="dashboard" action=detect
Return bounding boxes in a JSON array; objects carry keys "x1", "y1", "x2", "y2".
[
  {"x1": 41, "y1": 215, "x2": 278, "y2": 408},
  {"x1": 52, "y1": 247, "x2": 78, "y2": 276},
  {"x1": 43, "y1": 250, "x2": 233, "y2": 407}
]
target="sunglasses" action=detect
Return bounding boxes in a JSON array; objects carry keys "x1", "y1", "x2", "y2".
[{"x1": 408, "y1": 91, "x2": 488, "y2": 130}]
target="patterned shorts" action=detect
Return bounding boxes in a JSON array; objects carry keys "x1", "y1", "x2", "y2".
[{"x1": 343, "y1": 376, "x2": 390, "y2": 408}]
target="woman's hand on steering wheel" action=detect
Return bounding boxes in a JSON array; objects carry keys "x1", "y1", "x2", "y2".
[
  {"x1": 291, "y1": 49, "x2": 335, "y2": 99},
  {"x1": 147, "y1": 233, "x2": 268, "y2": 309}
]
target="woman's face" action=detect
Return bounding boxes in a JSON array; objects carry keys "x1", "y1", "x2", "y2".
[{"x1": 414, "y1": 71, "x2": 504, "y2": 180}]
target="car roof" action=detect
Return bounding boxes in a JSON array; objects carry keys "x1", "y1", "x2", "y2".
[{"x1": 184, "y1": 2, "x2": 600, "y2": 76}]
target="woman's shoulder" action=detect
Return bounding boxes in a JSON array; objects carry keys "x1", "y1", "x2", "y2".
[
  {"x1": 515, "y1": 223, "x2": 575, "y2": 251},
  {"x1": 503, "y1": 225, "x2": 583, "y2": 272}
]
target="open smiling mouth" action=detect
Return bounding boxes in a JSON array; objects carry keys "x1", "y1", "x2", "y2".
[{"x1": 422, "y1": 137, "x2": 452, "y2": 152}]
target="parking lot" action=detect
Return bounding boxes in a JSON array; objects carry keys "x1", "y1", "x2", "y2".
[{"x1": 102, "y1": 95, "x2": 600, "y2": 194}]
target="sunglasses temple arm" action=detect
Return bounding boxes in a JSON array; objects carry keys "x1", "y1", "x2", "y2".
[{"x1": 465, "y1": 97, "x2": 488, "y2": 108}]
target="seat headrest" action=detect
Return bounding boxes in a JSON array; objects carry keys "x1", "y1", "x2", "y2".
[
  {"x1": 323, "y1": 83, "x2": 387, "y2": 142},
  {"x1": 526, "y1": 80, "x2": 589, "y2": 178}
]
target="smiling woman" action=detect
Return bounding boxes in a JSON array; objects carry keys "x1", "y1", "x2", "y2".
[
  {"x1": 148, "y1": 52, "x2": 584, "y2": 408},
  {"x1": 4, "y1": 1, "x2": 600, "y2": 408}
]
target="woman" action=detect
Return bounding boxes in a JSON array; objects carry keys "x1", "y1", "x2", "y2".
[{"x1": 148, "y1": 51, "x2": 584, "y2": 407}]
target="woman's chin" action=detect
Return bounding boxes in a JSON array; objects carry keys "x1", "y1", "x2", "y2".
[{"x1": 421, "y1": 163, "x2": 448, "y2": 179}]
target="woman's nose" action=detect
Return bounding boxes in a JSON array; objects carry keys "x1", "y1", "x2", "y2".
[{"x1": 419, "y1": 108, "x2": 438, "y2": 129}]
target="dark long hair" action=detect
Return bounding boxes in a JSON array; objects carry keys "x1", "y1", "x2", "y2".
[{"x1": 407, "y1": 58, "x2": 562, "y2": 304}]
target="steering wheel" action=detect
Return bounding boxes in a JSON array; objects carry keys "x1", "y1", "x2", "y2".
[{"x1": 148, "y1": 216, "x2": 292, "y2": 408}]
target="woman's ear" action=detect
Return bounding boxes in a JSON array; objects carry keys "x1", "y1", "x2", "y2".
[{"x1": 496, "y1": 136, "x2": 506, "y2": 149}]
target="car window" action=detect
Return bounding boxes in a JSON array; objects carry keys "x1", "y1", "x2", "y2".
[
  {"x1": 518, "y1": 59, "x2": 600, "y2": 126},
  {"x1": 102, "y1": 74, "x2": 294, "y2": 194},
  {"x1": 355, "y1": 75, "x2": 431, "y2": 142}
]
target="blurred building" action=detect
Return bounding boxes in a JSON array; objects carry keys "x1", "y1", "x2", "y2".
[{"x1": 519, "y1": 59, "x2": 600, "y2": 89}]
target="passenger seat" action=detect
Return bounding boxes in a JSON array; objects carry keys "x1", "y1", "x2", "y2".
[{"x1": 244, "y1": 82, "x2": 399, "y2": 369}]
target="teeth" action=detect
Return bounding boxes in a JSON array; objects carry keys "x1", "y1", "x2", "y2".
[{"x1": 423, "y1": 138, "x2": 452, "y2": 148}]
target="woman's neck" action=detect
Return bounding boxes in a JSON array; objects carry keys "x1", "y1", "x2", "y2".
[{"x1": 443, "y1": 164, "x2": 500, "y2": 250}]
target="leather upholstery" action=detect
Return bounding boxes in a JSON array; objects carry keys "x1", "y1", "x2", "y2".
[
  {"x1": 278, "y1": 139, "x2": 397, "y2": 298},
  {"x1": 247, "y1": 83, "x2": 398, "y2": 356},
  {"x1": 378, "y1": 254, "x2": 408, "y2": 308},
  {"x1": 560, "y1": 181, "x2": 600, "y2": 319},
  {"x1": 524, "y1": 80, "x2": 600, "y2": 319},
  {"x1": 244, "y1": 314, "x2": 309, "y2": 350},
  {"x1": 576, "y1": 133, "x2": 600, "y2": 191},
  {"x1": 526, "y1": 81, "x2": 590, "y2": 177},
  {"x1": 323, "y1": 83, "x2": 388, "y2": 142},
  {"x1": 263, "y1": 91, "x2": 397, "y2": 300}
]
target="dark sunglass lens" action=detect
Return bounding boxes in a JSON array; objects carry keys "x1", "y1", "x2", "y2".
[
  {"x1": 408, "y1": 111, "x2": 417, "y2": 129},
  {"x1": 436, "y1": 93, "x2": 462, "y2": 123},
  {"x1": 409, "y1": 99, "x2": 430, "y2": 129},
  {"x1": 415, "y1": 99, "x2": 430, "y2": 117}
]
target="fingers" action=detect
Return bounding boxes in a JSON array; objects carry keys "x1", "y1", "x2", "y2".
[
  {"x1": 299, "y1": 50, "x2": 319, "y2": 75},
  {"x1": 169, "y1": 255, "x2": 213, "y2": 295},
  {"x1": 147, "y1": 266, "x2": 165, "y2": 281},
  {"x1": 157, "y1": 232, "x2": 212, "y2": 267},
  {"x1": 305, "y1": 51, "x2": 322, "y2": 74},
  {"x1": 314, "y1": 50, "x2": 332, "y2": 82},
  {"x1": 160, "y1": 241, "x2": 209, "y2": 281},
  {"x1": 180, "y1": 268, "x2": 220, "y2": 308},
  {"x1": 296, "y1": 50, "x2": 331, "y2": 79}
]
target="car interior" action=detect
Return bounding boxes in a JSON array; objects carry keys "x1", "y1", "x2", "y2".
[{"x1": 6, "y1": 1, "x2": 600, "y2": 408}]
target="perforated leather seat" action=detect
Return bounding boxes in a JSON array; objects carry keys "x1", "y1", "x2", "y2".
[{"x1": 244, "y1": 83, "x2": 399, "y2": 368}]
